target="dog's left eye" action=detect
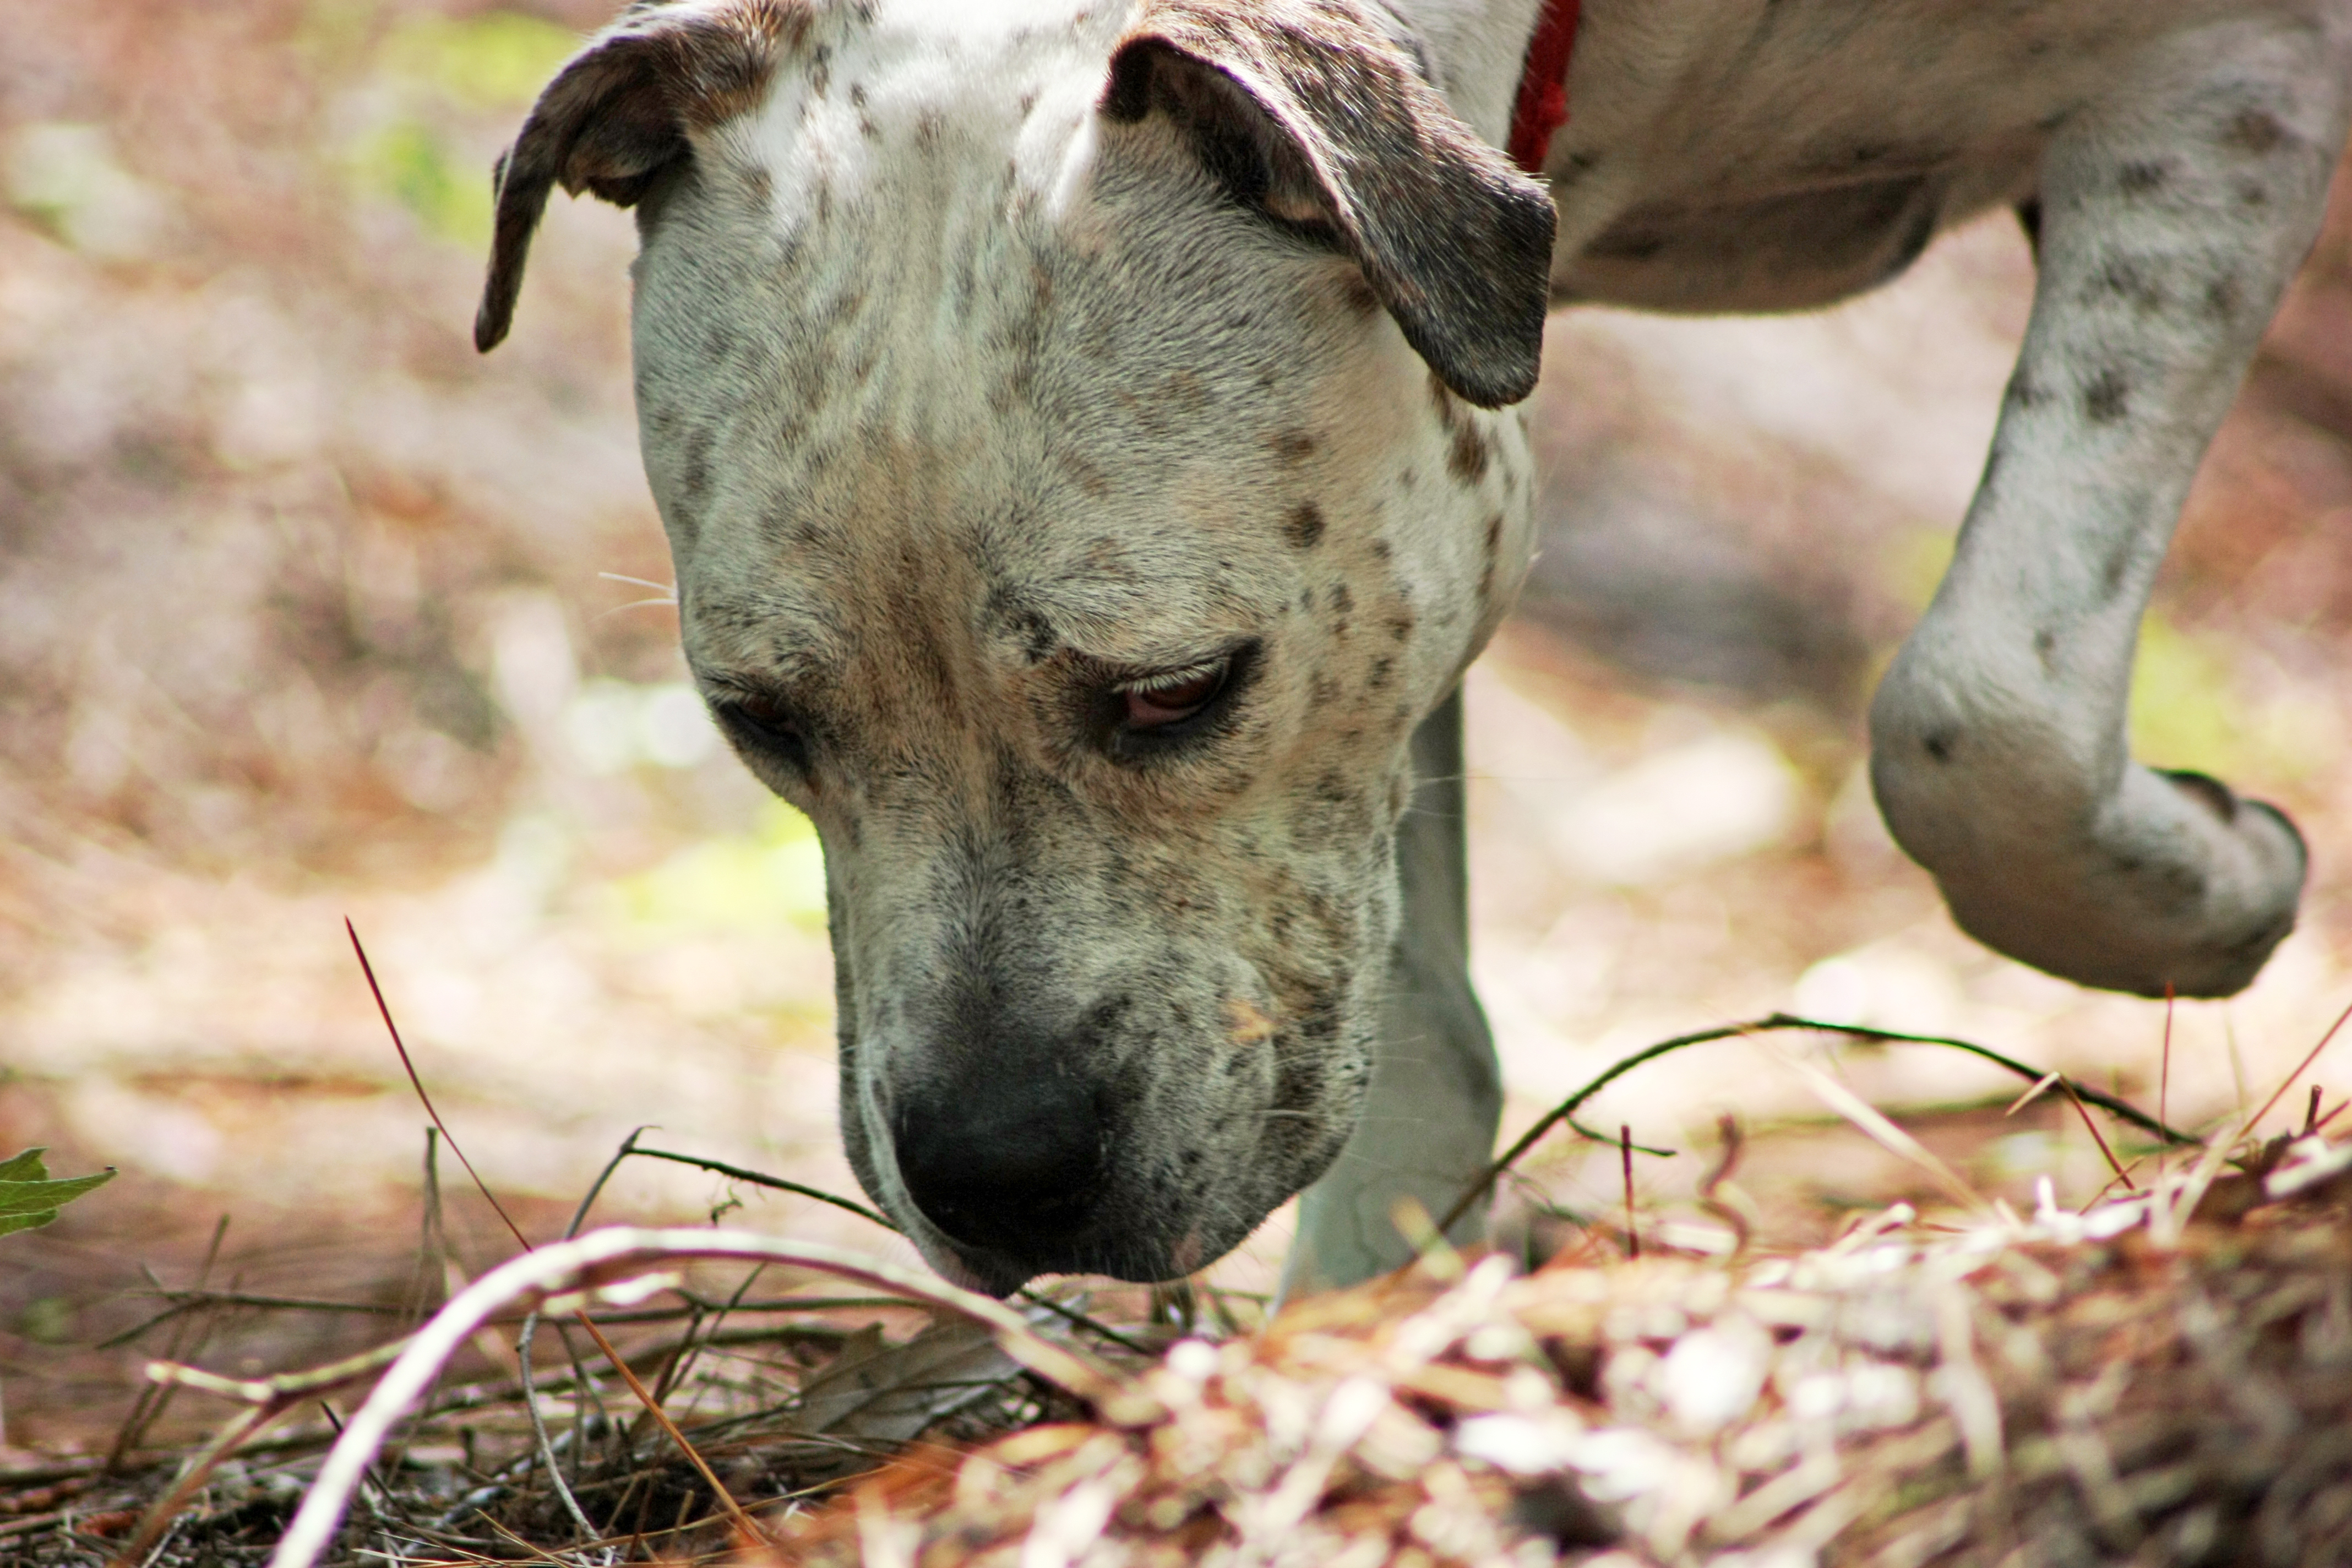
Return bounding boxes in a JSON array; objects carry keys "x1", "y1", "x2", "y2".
[{"x1": 1121, "y1": 661, "x2": 1229, "y2": 729}]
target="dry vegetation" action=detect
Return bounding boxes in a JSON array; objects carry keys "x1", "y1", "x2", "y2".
[{"x1": 6, "y1": 2, "x2": 2352, "y2": 1564}]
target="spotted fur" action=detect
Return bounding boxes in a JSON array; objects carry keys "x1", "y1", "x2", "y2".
[{"x1": 483, "y1": 0, "x2": 2351, "y2": 1293}]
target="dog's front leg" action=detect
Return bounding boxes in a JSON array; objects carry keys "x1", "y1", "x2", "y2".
[
  {"x1": 1870, "y1": 15, "x2": 2349, "y2": 999},
  {"x1": 1283, "y1": 689, "x2": 1501, "y2": 1297}
]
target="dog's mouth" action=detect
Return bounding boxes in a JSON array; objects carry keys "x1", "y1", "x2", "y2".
[
  {"x1": 910, "y1": 1231, "x2": 1036, "y2": 1298},
  {"x1": 901, "y1": 1215, "x2": 1179, "y2": 1298}
]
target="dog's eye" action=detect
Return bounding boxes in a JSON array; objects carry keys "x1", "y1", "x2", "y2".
[
  {"x1": 1121, "y1": 661, "x2": 1229, "y2": 729},
  {"x1": 714, "y1": 691, "x2": 808, "y2": 759}
]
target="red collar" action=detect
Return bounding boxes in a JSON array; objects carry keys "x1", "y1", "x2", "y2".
[{"x1": 1505, "y1": 0, "x2": 1581, "y2": 174}]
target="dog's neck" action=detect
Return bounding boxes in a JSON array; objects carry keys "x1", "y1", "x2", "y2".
[{"x1": 1378, "y1": 0, "x2": 1554, "y2": 151}]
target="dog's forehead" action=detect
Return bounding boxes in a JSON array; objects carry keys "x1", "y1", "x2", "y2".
[
  {"x1": 673, "y1": 429, "x2": 1314, "y2": 679},
  {"x1": 639, "y1": 0, "x2": 1398, "y2": 679},
  {"x1": 728, "y1": 0, "x2": 1123, "y2": 216}
]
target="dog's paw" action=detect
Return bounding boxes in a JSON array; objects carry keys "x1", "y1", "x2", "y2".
[{"x1": 1931, "y1": 760, "x2": 2307, "y2": 998}]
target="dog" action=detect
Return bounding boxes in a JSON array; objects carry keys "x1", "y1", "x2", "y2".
[{"x1": 477, "y1": 0, "x2": 2350, "y2": 1296}]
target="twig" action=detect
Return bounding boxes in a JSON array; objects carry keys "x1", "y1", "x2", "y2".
[
  {"x1": 1695, "y1": 1115, "x2": 1751, "y2": 1258},
  {"x1": 1439, "y1": 1011, "x2": 2190, "y2": 1233},
  {"x1": 1770, "y1": 1048, "x2": 1990, "y2": 1216},
  {"x1": 627, "y1": 1146, "x2": 897, "y2": 1232},
  {"x1": 98, "y1": 1292, "x2": 404, "y2": 1351},
  {"x1": 2058, "y1": 1080, "x2": 2133, "y2": 1192},
  {"x1": 104, "y1": 1403, "x2": 281, "y2": 1568},
  {"x1": 1580, "y1": 1119, "x2": 1673, "y2": 1157},
  {"x1": 263, "y1": 1227, "x2": 1142, "y2": 1568},
  {"x1": 107, "y1": 1213, "x2": 231, "y2": 1467},
  {"x1": 567, "y1": 1310, "x2": 759, "y2": 1543},
  {"x1": 2235, "y1": 994, "x2": 2352, "y2": 1140},
  {"x1": 2159, "y1": 984, "x2": 2175, "y2": 1185},
  {"x1": 100, "y1": 1289, "x2": 878, "y2": 1348},
  {"x1": 623, "y1": 1141, "x2": 1144, "y2": 1354},
  {"x1": 1019, "y1": 1292, "x2": 1152, "y2": 1358},
  {"x1": 1619, "y1": 1126, "x2": 1638, "y2": 1260},
  {"x1": 349, "y1": 921, "x2": 531, "y2": 1250},
  {"x1": 2155, "y1": 993, "x2": 2352, "y2": 1243},
  {"x1": 352, "y1": 930, "x2": 755, "y2": 1546},
  {"x1": 107, "y1": 1333, "x2": 437, "y2": 1568},
  {"x1": 2005, "y1": 1071, "x2": 2061, "y2": 1118},
  {"x1": 518, "y1": 1126, "x2": 651, "y2": 1544},
  {"x1": 144, "y1": 1338, "x2": 414, "y2": 1407}
]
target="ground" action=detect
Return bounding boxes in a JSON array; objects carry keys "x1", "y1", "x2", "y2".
[{"x1": 2, "y1": 0, "x2": 2350, "y2": 1470}]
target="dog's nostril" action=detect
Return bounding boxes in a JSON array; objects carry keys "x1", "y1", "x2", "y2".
[{"x1": 892, "y1": 1075, "x2": 1109, "y2": 1255}]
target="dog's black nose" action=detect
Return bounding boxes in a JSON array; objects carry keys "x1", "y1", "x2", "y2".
[{"x1": 892, "y1": 1072, "x2": 1109, "y2": 1258}]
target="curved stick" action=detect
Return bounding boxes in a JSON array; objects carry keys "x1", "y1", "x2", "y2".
[
  {"x1": 266, "y1": 1227, "x2": 1144, "y2": 1568},
  {"x1": 1438, "y1": 1011, "x2": 2195, "y2": 1233}
]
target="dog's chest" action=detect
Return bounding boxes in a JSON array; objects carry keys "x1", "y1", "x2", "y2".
[{"x1": 1537, "y1": 0, "x2": 2234, "y2": 310}]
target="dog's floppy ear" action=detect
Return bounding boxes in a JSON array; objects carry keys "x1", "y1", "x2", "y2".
[
  {"x1": 475, "y1": 1, "x2": 797, "y2": 352},
  {"x1": 1102, "y1": 0, "x2": 1555, "y2": 408}
]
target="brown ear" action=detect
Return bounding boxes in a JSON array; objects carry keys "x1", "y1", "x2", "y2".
[
  {"x1": 1102, "y1": 0, "x2": 1555, "y2": 409},
  {"x1": 475, "y1": 1, "x2": 798, "y2": 352}
]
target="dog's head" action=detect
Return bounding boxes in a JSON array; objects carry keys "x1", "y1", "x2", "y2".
[{"x1": 481, "y1": 0, "x2": 1550, "y2": 1292}]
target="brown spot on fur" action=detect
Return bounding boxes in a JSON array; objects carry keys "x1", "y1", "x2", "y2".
[
  {"x1": 1270, "y1": 428, "x2": 1317, "y2": 465},
  {"x1": 1283, "y1": 501, "x2": 1327, "y2": 549},
  {"x1": 1224, "y1": 997, "x2": 1277, "y2": 1045},
  {"x1": 1427, "y1": 371, "x2": 1461, "y2": 429},
  {"x1": 2222, "y1": 108, "x2": 2288, "y2": 156},
  {"x1": 1447, "y1": 423, "x2": 1489, "y2": 483},
  {"x1": 1163, "y1": 369, "x2": 1210, "y2": 410},
  {"x1": 2083, "y1": 368, "x2": 2131, "y2": 424},
  {"x1": 2089, "y1": 258, "x2": 2164, "y2": 314}
]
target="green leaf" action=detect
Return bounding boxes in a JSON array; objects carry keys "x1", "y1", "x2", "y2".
[{"x1": 0, "y1": 1149, "x2": 115, "y2": 1237}]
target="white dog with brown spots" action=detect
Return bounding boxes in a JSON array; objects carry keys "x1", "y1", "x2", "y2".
[{"x1": 479, "y1": 0, "x2": 2350, "y2": 1296}]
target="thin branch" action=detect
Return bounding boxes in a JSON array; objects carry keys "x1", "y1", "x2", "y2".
[
  {"x1": 1439, "y1": 1011, "x2": 2191, "y2": 1233},
  {"x1": 622, "y1": 1142, "x2": 1144, "y2": 1355},
  {"x1": 104, "y1": 1403, "x2": 281, "y2": 1568},
  {"x1": 567, "y1": 1309, "x2": 759, "y2": 1542},
  {"x1": 144, "y1": 1337, "x2": 413, "y2": 1407},
  {"x1": 263, "y1": 1227, "x2": 1144, "y2": 1568},
  {"x1": 627, "y1": 1146, "x2": 897, "y2": 1231},
  {"x1": 517, "y1": 1125, "x2": 650, "y2": 1544},
  {"x1": 1019, "y1": 1291, "x2": 1152, "y2": 1357},
  {"x1": 347, "y1": 921, "x2": 531, "y2": 1252},
  {"x1": 2059, "y1": 1079, "x2": 2133, "y2": 1191},
  {"x1": 2236, "y1": 994, "x2": 2352, "y2": 1140}
]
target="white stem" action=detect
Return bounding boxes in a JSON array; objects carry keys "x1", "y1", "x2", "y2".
[{"x1": 268, "y1": 1227, "x2": 1136, "y2": 1568}]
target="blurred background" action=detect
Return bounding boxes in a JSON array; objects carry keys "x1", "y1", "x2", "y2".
[{"x1": 3, "y1": 1, "x2": 2349, "y2": 1457}]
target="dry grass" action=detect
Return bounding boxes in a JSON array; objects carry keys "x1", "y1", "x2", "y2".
[{"x1": 6, "y1": 1005, "x2": 2349, "y2": 1568}]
